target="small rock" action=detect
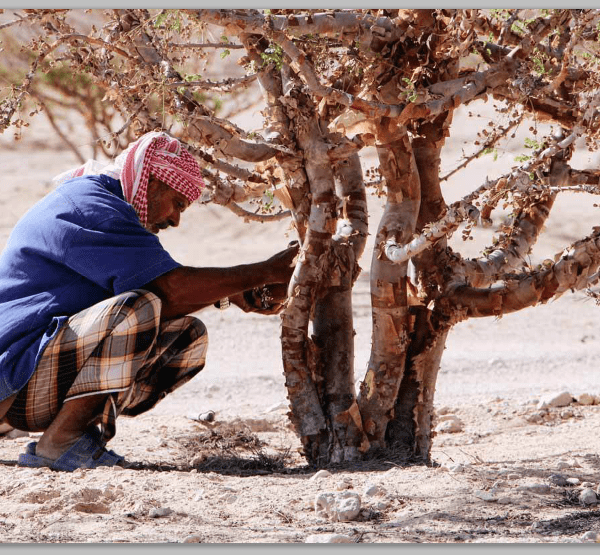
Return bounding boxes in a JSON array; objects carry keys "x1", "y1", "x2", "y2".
[
  {"x1": 560, "y1": 408, "x2": 574, "y2": 419},
  {"x1": 577, "y1": 393, "x2": 595, "y2": 406},
  {"x1": 198, "y1": 411, "x2": 215, "y2": 422},
  {"x1": 579, "y1": 488, "x2": 597, "y2": 505},
  {"x1": 6, "y1": 429, "x2": 29, "y2": 439},
  {"x1": 537, "y1": 391, "x2": 574, "y2": 409},
  {"x1": 567, "y1": 477, "x2": 580, "y2": 486},
  {"x1": 149, "y1": 507, "x2": 173, "y2": 518},
  {"x1": 436, "y1": 406, "x2": 452, "y2": 415},
  {"x1": 474, "y1": 490, "x2": 497, "y2": 502},
  {"x1": 548, "y1": 474, "x2": 568, "y2": 487},
  {"x1": 496, "y1": 497, "x2": 513, "y2": 505},
  {"x1": 525, "y1": 412, "x2": 544, "y2": 424},
  {"x1": 557, "y1": 458, "x2": 581, "y2": 470},
  {"x1": 449, "y1": 463, "x2": 467, "y2": 474},
  {"x1": 305, "y1": 534, "x2": 353, "y2": 543},
  {"x1": 182, "y1": 535, "x2": 202, "y2": 543},
  {"x1": 310, "y1": 470, "x2": 332, "y2": 481},
  {"x1": 581, "y1": 531, "x2": 599, "y2": 543},
  {"x1": 363, "y1": 483, "x2": 385, "y2": 497},
  {"x1": 315, "y1": 491, "x2": 361, "y2": 522},
  {"x1": 435, "y1": 416, "x2": 464, "y2": 434},
  {"x1": 375, "y1": 500, "x2": 389, "y2": 510},
  {"x1": 193, "y1": 490, "x2": 205, "y2": 502},
  {"x1": 437, "y1": 413, "x2": 461, "y2": 422},
  {"x1": 507, "y1": 473, "x2": 521, "y2": 480},
  {"x1": 335, "y1": 479, "x2": 352, "y2": 491},
  {"x1": 516, "y1": 484, "x2": 552, "y2": 494},
  {"x1": 581, "y1": 482, "x2": 594, "y2": 488},
  {"x1": 73, "y1": 502, "x2": 110, "y2": 515}
]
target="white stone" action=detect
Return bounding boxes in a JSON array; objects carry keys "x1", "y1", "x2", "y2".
[
  {"x1": 435, "y1": 416, "x2": 464, "y2": 434},
  {"x1": 581, "y1": 482, "x2": 594, "y2": 488},
  {"x1": 182, "y1": 535, "x2": 202, "y2": 543},
  {"x1": 557, "y1": 458, "x2": 582, "y2": 470},
  {"x1": 305, "y1": 534, "x2": 354, "y2": 543},
  {"x1": 197, "y1": 411, "x2": 215, "y2": 422},
  {"x1": 310, "y1": 470, "x2": 333, "y2": 481},
  {"x1": 567, "y1": 477, "x2": 580, "y2": 486},
  {"x1": 449, "y1": 464, "x2": 467, "y2": 474},
  {"x1": 363, "y1": 483, "x2": 385, "y2": 497},
  {"x1": 315, "y1": 491, "x2": 361, "y2": 522},
  {"x1": 579, "y1": 488, "x2": 597, "y2": 505},
  {"x1": 149, "y1": 507, "x2": 173, "y2": 518},
  {"x1": 6, "y1": 428, "x2": 29, "y2": 439},
  {"x1": 193, "y1": 490, "x2": 205, "y2": 502},
  {"x1": 581, "y1": 531, "x2": 599, "y2": 542},
  {"x1": 335, "y1": 479, "x2": 352, "y2": 491},
  {"x1": 516, "y1": 484, "x2": 552, "y2": 494},
  {"x1": 497, "y1": 497, "x2": 513, "y2": 505},
  {"x1": 537, "y1": 391, "x2": 574, "y2": 409},
  {"x1": 577, "y1": 393, "x2": 595, "y2": 405},
  {"x1": 375, "y1": 500, "x2": 389, "y2": 510},
  {"x1": 474, "y1": 490, "x2": 497, "y2": 502}
]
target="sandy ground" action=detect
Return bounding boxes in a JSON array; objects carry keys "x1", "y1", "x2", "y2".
[{"x1": 1, "y1": 82, "x2": 600, "y2": 544}]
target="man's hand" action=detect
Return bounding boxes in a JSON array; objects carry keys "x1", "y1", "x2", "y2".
[
  {"x1": 230, "y1": 283, "x2": 289, "y2": 315},
  {"x1": 264, "y1": 241, "x2": 299, "y2": 284}
]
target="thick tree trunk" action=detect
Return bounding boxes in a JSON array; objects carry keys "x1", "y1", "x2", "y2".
[
  {"x1": 311, "y1": 153, "x2": 368, "y2": 463},
  {"x1": 385, "y1": 113, "x2": 453, "y2": 461},
  {"x1": 357, "y1": 123, "x2": 421, "y2": 452}
]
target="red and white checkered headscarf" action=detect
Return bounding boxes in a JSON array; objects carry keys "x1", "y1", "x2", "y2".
[{"x1": 53, "y1": 131, "x2": 204, "y2": 225}]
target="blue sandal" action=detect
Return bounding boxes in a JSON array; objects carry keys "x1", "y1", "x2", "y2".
[{"x1": 18, "y1": 428, "x2": 125, "y2": 471}]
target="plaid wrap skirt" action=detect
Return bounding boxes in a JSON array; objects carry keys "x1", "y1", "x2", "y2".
[{"x1": 5, "y1": 290, "x2": 208, "y2": 442}]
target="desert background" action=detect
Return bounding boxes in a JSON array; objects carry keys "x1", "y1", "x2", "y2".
[{"x1": 1, "y1": 9, "x2": 600, "y2": 544}]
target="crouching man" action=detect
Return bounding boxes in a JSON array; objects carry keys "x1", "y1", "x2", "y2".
[{"x1": 0, "y1": 131, "x2": 297, "y2": 471}]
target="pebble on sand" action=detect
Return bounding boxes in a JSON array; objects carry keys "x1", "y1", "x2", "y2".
[
  {"x1": 581, "y1": 531, "x2": 599, "y2": 543},
  {"x1": 576, "y1": 393, "x2": 596, "y2": 406},
  {"x1": 579, "y1": 488, "x2": 597, "y2": 505},
  {"x1": 537, "y1": 391, "x2": 574, "y2": 409},
  {"x1": 305, "y1": 534, "x2": 354, "y2": 543},
  {"x1": 315, "y1": 492, "x2": 361, "y2": 522},
  {"x1": 363, "y1": 483, "x2": 385, "y2": 497},
  {"x1": 182, "y1": 535, "x2": 202, "y2": 543},
  {"x1": 310, "y1": 470, "x2": 333, "y2": 481},
  {"x1": 149, "y1": 507, "x2": 173, "y2": 518},
  {"x1": 435, "y1": 415, "x2": 464, "y2": 433}
]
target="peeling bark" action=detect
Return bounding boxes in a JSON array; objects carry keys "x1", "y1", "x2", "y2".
[
  {"x1": 357, "y1": 124, "x2": 421, "y2": 451},
  {"x1": 310, "y1": 153, "x2": 369, "y2": 463},
  {"x1": 280, "y1": 106, "x2": 339, "y2": 464},
  {"x1": 387, "y1": 112, "x2": 453, "y2": 461}
]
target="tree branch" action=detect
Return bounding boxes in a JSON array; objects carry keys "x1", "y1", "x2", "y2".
[
  {"x1": 225, "y1": 202, "x2": 291, "y2": 223},
  {"x1": 440, "y1": 227, "x2": 600, "y2": 320}
]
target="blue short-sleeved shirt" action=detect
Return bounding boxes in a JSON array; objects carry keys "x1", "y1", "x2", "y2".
[{"x1": 0, "y1": 175, "x2": 181, "y2": 401}]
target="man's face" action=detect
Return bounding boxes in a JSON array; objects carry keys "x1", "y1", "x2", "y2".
[{"x1": 145, "y1": 176, "x2": 191, "y2": 234}]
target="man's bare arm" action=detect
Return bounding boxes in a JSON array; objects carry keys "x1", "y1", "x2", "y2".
[{"x1": 144, "y1": 245, "x2": 298, "y2": 321}]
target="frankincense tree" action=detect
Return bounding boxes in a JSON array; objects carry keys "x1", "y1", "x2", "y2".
[{"x1": 2, "y1": 8, "x2": 600, "y2": 466}]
